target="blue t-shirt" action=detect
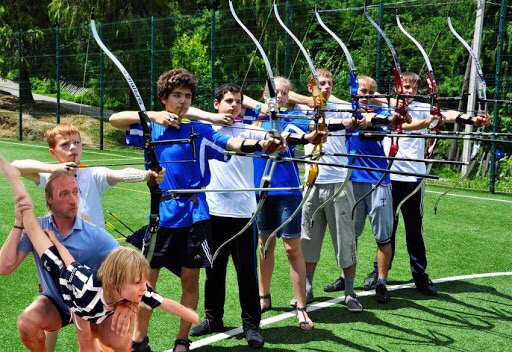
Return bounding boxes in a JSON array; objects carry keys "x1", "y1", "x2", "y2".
[
  {"x1": 126, "y1": 121, "x2": 229, "y2": 227},
  {"x1": 347, "y1": 107, "x2": 391, "y2": 184},
  {"x1": 19, "y1": 215, "x2": 119, "y2": 314},
  {"x1": 245, "y1": 109, "x2": 311, "y2": 196}
]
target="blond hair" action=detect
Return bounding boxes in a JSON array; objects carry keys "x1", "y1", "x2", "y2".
[
  {"x1": 274, "y1": 76, "x2": 293, "y2": 92},
  {"x1": 402, "y1": 72, "x2": 421, "y2": 89},
  {"x1": 45, "y1": 124, "x2": 81, "y2": 148},
  {"x1": 358, "y1": 76, "x2": 377, "y2": 91},
  {"x1": 97, "y1": 247, "x2": 150, "y2": 299},
  {"x1": 308, "y1": 69, "x2": 332, "y2": 86},
  {"x1": 44, "y1": 170, "x2": 76, "y2": 210}
]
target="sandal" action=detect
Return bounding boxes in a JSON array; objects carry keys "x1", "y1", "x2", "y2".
[
  {"x1": 173, "y1": 339, "x2": 191, "y2": 352},
  {"x1": 260, "y1": 294, "x2": 272, "y2": 313},
  {"x1": 296, "y1": 307, "x2": 314, "y2": 331}
]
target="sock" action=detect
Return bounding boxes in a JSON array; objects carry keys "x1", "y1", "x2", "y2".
[
  {"x1": 306, "y1": 272, "x2": 314, "y2": 296},
  {"x1": 377, "y1": 277, "x2": 387, "y2": 286},
  {"x1": 345, "y1": 278, "x2": 355, "y2": 296}
]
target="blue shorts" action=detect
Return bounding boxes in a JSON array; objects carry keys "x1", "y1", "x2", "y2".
[{"x1": 256, "y1": 195, "x2": 302, "y2": 239}]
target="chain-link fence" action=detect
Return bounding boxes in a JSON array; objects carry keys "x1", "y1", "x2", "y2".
[{"x1": 0, "y1": 0, "x2": 510, "y2": 190}]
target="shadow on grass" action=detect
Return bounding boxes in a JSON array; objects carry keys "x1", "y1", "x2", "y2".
[
  {"x1": 197, "y1": 325, "x2": 378, "y2": 351},
  {"x1": 195, "y1": 280, "x2": 511, "y2": 351},
  {"x1": 308, "y1": 280, "x2": 510, "y2": 350}
]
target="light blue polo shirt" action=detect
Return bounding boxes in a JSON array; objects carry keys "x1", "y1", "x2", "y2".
[{"x1": 19, "y1": 215, "x2": 119, "y2": 314}]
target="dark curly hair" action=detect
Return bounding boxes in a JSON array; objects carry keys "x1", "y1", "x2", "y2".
[{"x1": 157, "y1": 68, "x2": 197, "y2": 107}]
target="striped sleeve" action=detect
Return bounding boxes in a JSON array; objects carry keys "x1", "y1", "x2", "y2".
[{"x1": 140, "y1": 285, "x2": 164, "y2": 310}]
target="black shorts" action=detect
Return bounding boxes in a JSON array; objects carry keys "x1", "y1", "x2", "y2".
[
  {"x1": 143, "y1": 220, "x2": 213, "y2": 277},
  {"x1": 40, "y1": 293, "x2": 72, "y2": 328}
]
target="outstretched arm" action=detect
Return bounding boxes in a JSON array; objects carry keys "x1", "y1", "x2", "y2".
[
  {"x1": 11, "y1": 159, "x2": 75, "y2": 183},
  {"x1": 0, "y1": 156, "x2": 52, "y2": 259},
  {"x1": 106, "y1": 167, "x2": 166, "y2": 186},
  {"x1": 158, "y1": 298, "x2": 199, "y2": 325}
]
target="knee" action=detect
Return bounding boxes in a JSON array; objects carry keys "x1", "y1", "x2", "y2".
[
  {"x1": 284, "y1": 243, "x2": 301, "y2": 261},
  {"x1": 261, "y1": 236, "x2": 276, "y2": 252},
  {"x1": 17, "y1": 310, "x2": 42, "y2": 340}
]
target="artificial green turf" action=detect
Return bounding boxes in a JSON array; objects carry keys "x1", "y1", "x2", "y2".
[{"x1": 0, "y1": 140, "x2": 510, "y2": 351}]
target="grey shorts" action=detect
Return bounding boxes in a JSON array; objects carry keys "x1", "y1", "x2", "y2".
[
  {"x1": 301, "y1": 181, "x2": 357, "y2": 269},
  {"x1": 353, "y1": 182, "x2": 393, "y2": 245}
]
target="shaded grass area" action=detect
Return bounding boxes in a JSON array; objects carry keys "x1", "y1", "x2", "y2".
[{"x1": 0, "y1": 140, "x2": 510, "y2": 351}]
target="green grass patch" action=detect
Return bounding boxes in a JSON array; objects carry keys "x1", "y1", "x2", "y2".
[{"x1": 0, "y1": 140, "x2": 510, "y2": 351}]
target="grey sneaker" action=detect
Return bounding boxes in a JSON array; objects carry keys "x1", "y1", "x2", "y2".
[
  {"x1": 189, "y1": 318, "x2": 224, "y2": 337},
  {"x1": 344, "y1": 293, "x2": 363, "y2": 312},
  {"x1": 363, "y1": 271, "x2": 378, "y2": 289},
  {"x1": 290, "y1": 291, "x2": 314, "y2": 307}
]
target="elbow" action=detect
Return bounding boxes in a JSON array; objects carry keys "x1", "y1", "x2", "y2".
[
  {"x1": 109, "y1": 114, "x2": 122, "y2": 127},
  {"x1": 0, "y1": 265, "x2": 15, "y2": 276}
]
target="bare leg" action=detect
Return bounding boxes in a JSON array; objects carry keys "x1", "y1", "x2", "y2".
[
  {"x1": 17, "y1": 296, "x2": 63, "y2": 352},
  {"x1": 258, "y1": 234, "x2": 275, "y2": 311},
  {"x1": 377, "y1": 244, "x2": 391, "y2": 279},
  {"x1": 343, "y1": 264, "x2": 356, "y2": 280},
  {"x1": 132, "y1": 268, "x2": 160, "y2": 343},
  {"x1": 305, "y1": 262, "x2": 317, "y2": 274},
  {"x1": 91, "y1": 315, "x2": 131, "y2": 352},
  {"x1": 174, "y1": 267, "x2": 200, "y2": 352},
  {"x1": 284, "y1": 238, "x2": 312, "y2": 328},
  {"x1": 45, "y1": 331, "x2": 58, "y2": 352}
]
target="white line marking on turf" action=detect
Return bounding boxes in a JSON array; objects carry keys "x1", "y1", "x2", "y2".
[
  {"x1": 180, "y1": 271, "x2": 512, "y2": 351},
  {"x1": 425, "y1": 190, "x2": 512, "y2": 204},
  {"x1": 0, "y1": 140, "x2": 138, "y2": 159}
]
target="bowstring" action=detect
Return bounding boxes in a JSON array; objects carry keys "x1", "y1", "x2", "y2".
[
  {"x1": 240, "y1": 5, "x2": 273, "y2": 92},
  {"x1": 419, "y1": 30, "x2": 441, "y2": 77},
  {"x1": 287, "y1": 12, "x2": 315, "y2": 80}
]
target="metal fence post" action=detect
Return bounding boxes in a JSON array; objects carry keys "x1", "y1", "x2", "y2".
[
  {"x1": 490, "y1": 0, "x2": 508, "y2": 193},
  {"x1": 210, "y1": 9, "x2": 216, "y2": 110},
  {"x1": 150, "y1": 16, "x2": 156, "y2": 110},
  {"x1": 284, "y1": 0, "x2": 291, "y2": 77},
  {"x1": 99, "y1": 24, "x2": 105, "y2": 150},
  {"x1": 56, "y1": 24, "x2": 60, "y2": 124},
  {"x1": 375, "y1": 0, "x2": 384, "y2": 90},
  {"x1": 18, "y1": 30, "x2": 22, "y2": 141}
]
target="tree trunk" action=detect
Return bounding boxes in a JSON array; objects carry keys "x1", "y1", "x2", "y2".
[{"x1": 19, "y1": 65, "x2": 34, "y2": 104}]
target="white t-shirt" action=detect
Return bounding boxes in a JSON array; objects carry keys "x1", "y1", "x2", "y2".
[
  {"x1": 297, "y1": 103, "x2": 350, "y2": 184},
  {"x1": 383, "y1": 101, "x2": 429, "y2": 181},
  {"x1": 39, "y1": 167, "x2": 112, "y2": 228},
  {"x1": 206, "y1": 122, "x2": 267, "y2": 218}
]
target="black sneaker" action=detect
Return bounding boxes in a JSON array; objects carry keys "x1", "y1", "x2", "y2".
[
  {"x1": 414, "y1": 274, "x2": 438, "y2": 296},
  {"x1": 323, "y1": 276, "x2": 345, "y2": 292},
  {"x1": 363, "y1": 271, "x2": 378, "y2": 289},
  {"x1": 245, "y1": 328, "x2": 264, "y2": 348},
  {"x1": 189, "y1": 318, "x2": 224, "y2": 337},
  {"x1": 375, "y1": 283, "x2": 390, "y2": 303},
  {"x1": 132, "y1": 336, "x2": 151, "y2": 352}
]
